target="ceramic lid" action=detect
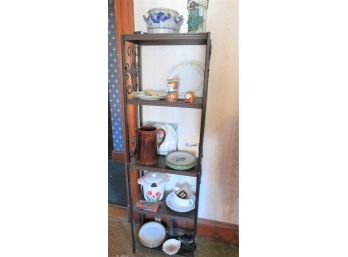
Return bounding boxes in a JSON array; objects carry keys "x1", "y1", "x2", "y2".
[{"x1": 143, "y1": 172, "x2": 166, "y2": 184}]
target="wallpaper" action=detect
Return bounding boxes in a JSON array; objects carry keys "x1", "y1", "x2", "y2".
[{"x1": 108, "y1": 0, "x2": 124, "y2": 152}]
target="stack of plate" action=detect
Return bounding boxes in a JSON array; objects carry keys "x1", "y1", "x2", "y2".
[
  {"x1": 165, "y1": 151, "x2": 196, "y2": 170},
  {"x1": 138, "y1": 221, "x2": 166, "y2": 248}
]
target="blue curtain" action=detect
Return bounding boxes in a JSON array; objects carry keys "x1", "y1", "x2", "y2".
[{"x1": 108, "y1": 0, "x2": 124, "y2": 152}]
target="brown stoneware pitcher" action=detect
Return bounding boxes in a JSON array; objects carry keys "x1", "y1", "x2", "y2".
[{"x1": 137, "y1": 126, "x2": 166, "y2": 165}]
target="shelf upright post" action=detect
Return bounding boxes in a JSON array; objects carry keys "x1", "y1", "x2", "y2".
[
  {"x1": 121, "y1": 35, "x2": 136, "y2": 253},
  {"x1": 193, "y1": 32, "x2": 212, "y2": 248}
]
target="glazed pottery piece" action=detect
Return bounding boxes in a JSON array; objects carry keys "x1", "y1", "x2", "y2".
[
  {"x1": 143, "y1": 8, "x2": 184, "y2": 33},
  {"x1": 138, "y1": 221, "x2": 166, "y2": 248},
  {"x1": 162, "y1": 238, "x2": 181, "y2": 255},
  {"x1": 166, "y1": 151, "x2": 196, "y2": 167},
  {"x1": 137, "y1": 126, "x2": 166, "y2": 165},
  {"x1": 138, "y1": 172, "x2": 169, "y2": 202},
  {"x1": 184, "y1": 92, "x2": 196, "y2": 103},
  {"x1": 153, "y1": 123, "x2": 178, "y2": 155},
  {"x1": 166, "y1": 192, "x2": 195, "y2": 213}
]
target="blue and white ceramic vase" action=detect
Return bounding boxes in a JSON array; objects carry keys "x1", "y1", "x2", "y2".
[{"x1": 143, "y1": 8, "x2": 184, "y2": 33}]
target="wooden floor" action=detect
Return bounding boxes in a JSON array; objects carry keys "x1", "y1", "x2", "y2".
[{"x1": 108, "y1": 217, "x2": 239, "y2": 257}]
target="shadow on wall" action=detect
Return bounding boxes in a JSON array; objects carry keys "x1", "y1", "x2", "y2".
[{"x1": 200, "y1": 114, "x2": 239, "y2": 223}]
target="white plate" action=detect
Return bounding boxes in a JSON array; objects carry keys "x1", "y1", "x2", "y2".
[
  {"x1": 167, "y1": 61, "x2": 204, "y2": 98},
  {"x1": 166, "y1": 192, "x2": 195, "y2": 213},
  {"x1": 138, "y1": 221, "x2": 166, "y2": 248},
  {"x1": 166, "y1": 151, "x2": 196, "y2": 166},
  {"x1": 133, "y1": 91, "x2": 166, "y2": 100}
]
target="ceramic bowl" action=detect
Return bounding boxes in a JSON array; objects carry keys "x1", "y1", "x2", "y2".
[
  {"x1": 143, "y1": 8, "x2": 183, "y2": 33},
  {"x1": 162, "y1": 238, "x2": 181, "y2": 255}
]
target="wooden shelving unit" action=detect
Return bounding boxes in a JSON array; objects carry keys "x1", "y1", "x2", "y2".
[{"x1": 121, "y1": 32, "x2": 212, "y2": 257}]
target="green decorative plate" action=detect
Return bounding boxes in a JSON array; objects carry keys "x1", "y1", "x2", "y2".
[
  {"x1": 166, "y1": 161, "x2": 196, "y2": 170},
  {"x1": 166, "y1": 151, "x2": 196, "y2": 166}
]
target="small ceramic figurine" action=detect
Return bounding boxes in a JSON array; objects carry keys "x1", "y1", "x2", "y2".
[
  {"x1": 184, "y1": 92, "x2": 196, "y2": 103},
  {"x1": 167, "y1": 78, "x2": 179, "y2": 103}
]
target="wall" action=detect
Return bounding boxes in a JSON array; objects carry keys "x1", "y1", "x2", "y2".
[
  {"x1": 134, "y1": 0, "x2": 238, "y2": 224},
  {"x1": 108, "y1": 0, "x2": 124, "y2": 152}
]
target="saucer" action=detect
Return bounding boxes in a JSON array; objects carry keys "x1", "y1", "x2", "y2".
[{"x1": 166, "y1": 192, "x2": 195, "y2": 213}]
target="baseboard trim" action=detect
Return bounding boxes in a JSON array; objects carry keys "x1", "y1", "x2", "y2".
[
  {"x1": 112, "y1": 151, "x2": 125, "y2": 163},
  {"x1": 108, "y1": 204, "x2": 128, "y2": 221},
  {"x1": 108, "y1": 205, "x2": 239, "y2": 245},
  {"x1": 197, "y1": 218, "x2": 239, "y2": 245}
]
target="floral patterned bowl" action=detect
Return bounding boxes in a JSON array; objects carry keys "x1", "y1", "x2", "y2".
[{"x1": 143, "y1": 8, "x2": 184, "y2": 33}]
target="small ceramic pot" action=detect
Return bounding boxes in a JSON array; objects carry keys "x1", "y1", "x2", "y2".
[
  {"x1": 138, "y1": 172, "x2": 169, "y2": 202},
  {"x1": 143, "y1": 8, "x2": 184, "y2": 33},
  {"x1": 184, "y1": 92, "x2": 196, "y2": 103}
]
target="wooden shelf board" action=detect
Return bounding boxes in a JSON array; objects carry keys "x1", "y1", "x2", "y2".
[
  {"x1": 135, "y1": 234, "x2": 195, "y2": 257},
  {"x1": 127, "y1": 97, "x2": 203, "y2": 109},
  {"x1": 133, "y1": 193, "x2": 196, "y2": 222},
  {"x1": 131, "y1": 156, "x2": 199, "y2": 177},
  {"x1": 123, "y1": 32, "x2": 209, "y2": 46}
]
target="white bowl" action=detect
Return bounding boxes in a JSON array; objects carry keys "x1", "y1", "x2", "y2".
[{"x1": 162, "y1": 239, "x2": 181, "y2": 255}]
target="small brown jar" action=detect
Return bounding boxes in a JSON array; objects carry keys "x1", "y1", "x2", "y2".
[{"x1": 184, "y1": 92, "x2": 195, "y2": 103}]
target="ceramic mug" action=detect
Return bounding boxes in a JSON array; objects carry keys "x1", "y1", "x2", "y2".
[{"x1": 173, "y1": 190, "x2": 195, "y2": 207}]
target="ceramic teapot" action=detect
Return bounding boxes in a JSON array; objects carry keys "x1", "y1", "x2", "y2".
[{"x1": 138, "y1": 172, "x2": 169, "y2": 202}]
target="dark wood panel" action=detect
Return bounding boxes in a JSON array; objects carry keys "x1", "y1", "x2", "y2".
[
  {"x1": 111, "y1": 151, "x2": 125, "y2": 162},
  {"x1": 123, "y1": 33, "x2": 208, "y2": 45},
  {"x1": 127, "y1": 97, "x2": 203, "y2": 109}
]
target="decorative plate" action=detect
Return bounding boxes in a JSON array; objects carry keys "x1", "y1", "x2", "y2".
[
  {"x1": 133, "y1": 90, "x2": 167, "y2": 100},
  {"x1": 165, "y1": 161, "x2": 196, "y2": 171},
  {"x1": 166, "y1": 192, "x2": 195, "y2": 213},
  {"x1": 166, "y1": 151, "x2": 196, "y2": 166},
  {"x1": 138, "y1": 221, "x2": 166, "y2": 248},
  {"x1": 166, "y1": 60, "x2": 204, "y2": 99}
]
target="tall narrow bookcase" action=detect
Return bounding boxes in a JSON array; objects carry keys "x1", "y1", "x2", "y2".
[{"x1": 121, "y1": 32, "x2": 212, "y2": 257}]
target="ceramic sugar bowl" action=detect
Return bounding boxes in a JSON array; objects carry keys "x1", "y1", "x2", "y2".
[{"x1": 138, "y1": 172, "x2": 169, "y2": 202}]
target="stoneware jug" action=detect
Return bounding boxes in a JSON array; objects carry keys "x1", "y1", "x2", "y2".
[{"x1": 137, "y1": 126, "x2": 166, "y2": 165}]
